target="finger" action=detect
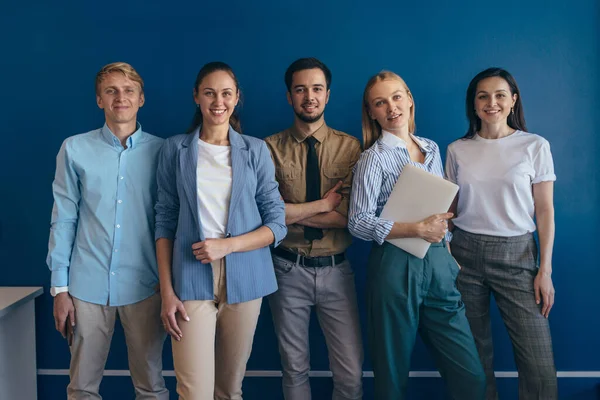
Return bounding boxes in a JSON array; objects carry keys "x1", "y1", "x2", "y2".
[
  {"x1": 161, "y1": 316, "x2": 169, "y2": 328},
  {"x1": 437, "y1": 212, "x2": 454, "y2": 220},
  {"x1": 168, "y1": 313, "x2": 183, "y2": 340},
  {"x1": 164, "y1": 320, "x2": 178, "y2": 340},
  {"x1": 161, "y1": 316, "x2": 176, "y2": 337},
  {"x1": 534, "y1": 287, "x2": 541, "y2": 306},
  {"x1": 324, "y1": 181, "x2": 344, "y2": 196},
  {"x1": 191, "y1": 241, "x2": 205, "y2": 250},
  {"x1": 541, "y1": 293, "x2": 548, "y2": 317},
  {"x1": 546, "y1": 294, "x2": 555, "y2": 317},
  {"x1": 55, "y1": 315, "x2": 66, "y2": 337},
  {"x1": 68, "y1": 307, "x2": 76, "y2": 326},
  {"x1": 543, "y1": 292, "x2": 553, "y2": 317},
  {"x1": 195, "y1": 248, "x2": 210, "y2": 258},
  {"x1": 177, "y1": 303, "x2": 190, "y2": 322},
  {"x1": 332, "y1": 180, "x2": 344, "y2": 192}
]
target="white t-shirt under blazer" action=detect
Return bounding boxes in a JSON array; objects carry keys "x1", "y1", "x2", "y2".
[
  {"x1": 197, "y1": 139, "x2": 233, "y2": 239},
  {"x1": 445, "y1": 130, "x2": 556, "y2": 237}
]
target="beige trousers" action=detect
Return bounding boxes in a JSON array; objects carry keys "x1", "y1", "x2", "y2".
[
  {"x1": 172, "y1": 259, "x2": 262, "y2": 400},
  {"x1": 68, "y1": 293, "x2": 168, "y2": 400}
]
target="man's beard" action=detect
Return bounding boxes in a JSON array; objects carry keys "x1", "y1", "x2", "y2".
[{"x1": 294, "y1": 108, "x2": 324, "y2": 123}]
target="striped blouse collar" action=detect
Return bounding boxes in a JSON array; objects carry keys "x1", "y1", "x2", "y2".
[{"x1": 380, "y1": 130, "x2": 430, "y2": 152}]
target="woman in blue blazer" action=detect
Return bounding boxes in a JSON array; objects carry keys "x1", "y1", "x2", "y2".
[{"x1": 155, "y1": 61, "x2": 287, "y2": 399}]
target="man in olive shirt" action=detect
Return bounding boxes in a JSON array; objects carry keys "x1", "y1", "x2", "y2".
[{"x1": 265, "y1": 58, "x2": 363, "y2": 400}]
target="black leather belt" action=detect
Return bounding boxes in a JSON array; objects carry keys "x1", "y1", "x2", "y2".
[{"x1": 272, "y1": 247, "x2": 345, "y2": 268}]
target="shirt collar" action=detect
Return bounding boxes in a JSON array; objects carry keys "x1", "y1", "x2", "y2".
[
  {"x1": 380, "y1": 130, "x2": 430, "y2": 152},
  {"x1": 289, "y1": 121, "x2": 329, "y2": 144},
  {"x1": 101, "y1": 122, "x2": 143, "y2": 149}
]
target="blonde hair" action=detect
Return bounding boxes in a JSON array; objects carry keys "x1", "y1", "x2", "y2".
[
  {"x1": 362, "y1": 71, "x2": 416, "y2": 150},
  {"x1": 95, "y1": 62, "x2": 144, "y2": 94}
]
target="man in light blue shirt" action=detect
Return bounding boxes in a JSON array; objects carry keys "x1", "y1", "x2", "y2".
[{"x1": 46, "y1": 62, "x2": 168, "y2": 399}]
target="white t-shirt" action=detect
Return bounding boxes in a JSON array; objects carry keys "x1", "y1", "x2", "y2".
[
  {"x1": 445, "y1": 130, "x2": 556, "y2": 237},
  {"x1": 197, "y1": 139, "x2": 233, "y2": 239}
]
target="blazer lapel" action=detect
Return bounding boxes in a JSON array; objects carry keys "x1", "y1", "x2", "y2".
[
  {"x1": 179, "y1": 129, "x2": 204, "y2": 241},
  {"x1": 227, "y1": 127, "x2": 248, "y2": 231}
]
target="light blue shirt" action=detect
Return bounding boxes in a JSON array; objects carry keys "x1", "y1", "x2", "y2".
[
  {"x1": 46, "y1": 124, "x2": 164, "y2": 306},
  {"x1": 349, "y1": 130, "x2": 449, "y2": 244}
]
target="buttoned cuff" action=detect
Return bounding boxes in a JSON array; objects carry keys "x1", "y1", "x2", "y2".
[
  {"x1": 51, "y1": 268, "x2": 69, "y2": 287},
  {"x1": 375, "y1": 219, "x2": 395, "y2": 245},
  {"x1": 50, "y1": 286, "x2": 69, "y2": 297}
]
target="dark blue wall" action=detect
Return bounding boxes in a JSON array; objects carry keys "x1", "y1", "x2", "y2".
[{"x1": 1, "y1": 0, "x2": 598, "y2": 398}]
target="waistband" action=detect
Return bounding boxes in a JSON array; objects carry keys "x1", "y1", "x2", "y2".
[
  {"x1": 272, "y1": 247, "x2": 345, "y2": 268},
  {"x1": 454, "y1": 227, "x2": 535, "y2": 243}
]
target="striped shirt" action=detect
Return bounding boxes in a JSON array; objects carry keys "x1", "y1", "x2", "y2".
[{"x1": 348, "y1": 130, "x2": 447, "y2": 244}]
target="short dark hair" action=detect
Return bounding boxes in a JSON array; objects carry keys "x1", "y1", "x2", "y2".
[
  {"x1": 464, "y1": 67, "x2": 527, "y2": 139},
  {"x1": 284, "y1": 58, "x2": 332, "y2": 92}
]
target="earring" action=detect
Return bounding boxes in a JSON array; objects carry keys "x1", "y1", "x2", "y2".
[{"x1": 511, "y1": 107, "x2": 514, "y2": 115}]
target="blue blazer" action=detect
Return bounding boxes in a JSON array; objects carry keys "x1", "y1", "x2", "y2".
[{"x1": 155, "y1": 126, "x2": 287, "y2": 303}]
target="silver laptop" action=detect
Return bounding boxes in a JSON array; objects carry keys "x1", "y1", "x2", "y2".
[{"x1": 380, "y1": 164, "x2": 458, "y2": 259}]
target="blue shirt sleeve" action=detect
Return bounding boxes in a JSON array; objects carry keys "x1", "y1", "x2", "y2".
[{"x1": 46, "y1": 139, "x2": 80, "y2": 287}]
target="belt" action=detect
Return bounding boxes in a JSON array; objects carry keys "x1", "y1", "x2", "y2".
[{"x1": 272, "y1": 247, "x2": 345, "y2": 268}]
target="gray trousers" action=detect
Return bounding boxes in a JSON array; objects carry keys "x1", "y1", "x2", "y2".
[
  {"x1": 68, "y1": 293, "x2": 168, "y2": 400},
  {"x1": 268, "y1": 254, "x2": 364, "y2": 400},
  {"x1": 452, "y1": 228, "x2": 557, "y2": 400}
]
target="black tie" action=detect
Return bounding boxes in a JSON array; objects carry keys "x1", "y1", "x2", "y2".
[{"x1": 304, "y1": 136, "x2": 324, "y2": 241}]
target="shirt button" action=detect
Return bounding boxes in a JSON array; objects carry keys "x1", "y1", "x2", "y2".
[
  {"x1": 114, "y1": 249, "x2": 118, "y2": 253},
  {"x1": 116, "y1": 224, "x2": 121, "y2": 228},
  {"x1": 120, "y1": 176, "x2": 124, "y2": 180},
  {"x1": 111, "y1": 272, "x2": 115, "y2": 276},
  {"x1": 118, "y1": 200, "x2": 122, "y2": 204}
]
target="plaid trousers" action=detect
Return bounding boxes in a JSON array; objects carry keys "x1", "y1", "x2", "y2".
[{"x1": 451, "y1": 227, "x2": 557, "y2": 400}]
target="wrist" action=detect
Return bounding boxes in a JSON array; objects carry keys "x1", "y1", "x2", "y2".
[
  {"x1": 317, "y1": 199, "x2": 329, "y2": 213},
  {"x1": 55, "y1": 291, "x2": 70, "y2": 299},
  {"x1": 228, "y1": 237, "x2": 240, "y2": 253},
  {"x1": 539, "y1": 261, "x2": 552, "y2": 274},
  {"x1": 159, "y1": 282, "x2": 175, "y2": 297},
  {"x1": 412, "y1": 222, "x2": 424, "y2": 239}
]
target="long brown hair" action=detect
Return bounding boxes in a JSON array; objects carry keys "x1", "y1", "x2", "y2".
[
  {"x1": 464, "y1": 67, "x2": 526, "y2": 139},
  {"x1": 187, "y1": 62, "x2": 242, "y2": 133},
  {"x1": 362, "y1": 71, "x2": 415, "y2": 150}
]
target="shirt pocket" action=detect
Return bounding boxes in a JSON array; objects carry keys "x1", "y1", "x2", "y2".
[
  {"x1": 323, "y1": 165, "x2": 348, "y2": 188},
  {"x1": 276, "y1": 167, "x2": 302, "y2": 200}
]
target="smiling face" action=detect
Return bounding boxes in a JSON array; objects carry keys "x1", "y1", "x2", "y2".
[
  {"x1": 367, "y1": 78, "x2": 414, "y2": 134},
  {"x1": 96, "y1": 72, "x2": 144, "y2": 129},
  {"x1": 194, "y1": 70, "x2": 240, "y2": 128},
  {"x1": 474, "y1": 76, "x2": 517, "y2": 126},
  {"x1": 287, "y1": 68, "x2": 330, "y2": 124}
]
